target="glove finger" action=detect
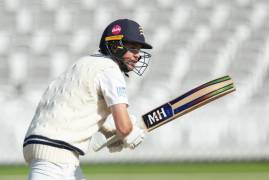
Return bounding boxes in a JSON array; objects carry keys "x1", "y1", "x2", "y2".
[
  {"x1": 128, "y1": 136, "x2": 144, "y2": 149},
  {"x1": 133, "y1": 137, "x2": 143, "y2": 146},
  {"x1": 129, "y1": 140, "x2": 143, "y2": 149}
]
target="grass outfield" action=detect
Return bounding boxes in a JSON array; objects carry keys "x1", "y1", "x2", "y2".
[{"x1": 0, "y1": 162, "x2": 269, "y2": 180}]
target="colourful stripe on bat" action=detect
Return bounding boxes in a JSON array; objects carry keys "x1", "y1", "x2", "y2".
[
  {"x1": 173, "y1": 83, "x2": 234, "y2": 114},
  {"x1": 170, "y1": 76, "x2": 231, "y2": 105}
]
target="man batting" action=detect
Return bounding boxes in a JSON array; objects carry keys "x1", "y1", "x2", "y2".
[{"x1": 23, "y1": 19, "x2": 153, "y2": 180}]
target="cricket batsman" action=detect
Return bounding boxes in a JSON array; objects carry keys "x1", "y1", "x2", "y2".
[{"x1": 23, "y1": 19, "x2": 153, "y2": 180}]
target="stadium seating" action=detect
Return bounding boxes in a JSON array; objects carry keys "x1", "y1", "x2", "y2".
[{"x1": 0, "y1": 0, "x2": 269, "y2": 163}]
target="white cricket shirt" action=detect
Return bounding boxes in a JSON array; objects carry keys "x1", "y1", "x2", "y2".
[{"x1": 23, "y1": 54, "x2": 128, "y2": 165}]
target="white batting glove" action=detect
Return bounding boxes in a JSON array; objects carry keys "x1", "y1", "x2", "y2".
[
  {"x1": 98, "y1": 114, "x2": 145, "y2": 151},
  {"x1": 123, "y1": 124, "x2": 146, "y2": 150}
]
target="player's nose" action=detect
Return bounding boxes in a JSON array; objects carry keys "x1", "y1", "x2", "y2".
[{"x1": 133, "y1": 53, "x2": 140, "y2": 61}]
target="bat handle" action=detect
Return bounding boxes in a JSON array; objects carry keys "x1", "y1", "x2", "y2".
[
  {"x1": 92, "y1": 134, "x2": 119, "y2": 152},
  {"x1": 93, "y1": 121, "x2": 147, "y2": 152}
]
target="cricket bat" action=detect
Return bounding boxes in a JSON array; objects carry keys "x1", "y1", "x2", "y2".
[{"x1": 93, "y1": 75, "x2": 235, "y2": 151}]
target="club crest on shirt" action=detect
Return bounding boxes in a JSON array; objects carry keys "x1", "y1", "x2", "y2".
[{"x1": 117, "y1": 87, "x2": 126, "y2": 97}]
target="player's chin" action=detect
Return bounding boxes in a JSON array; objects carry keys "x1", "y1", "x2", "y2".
[{"x1": 127, "y1": 64, "x2": 136, "y2": 71}]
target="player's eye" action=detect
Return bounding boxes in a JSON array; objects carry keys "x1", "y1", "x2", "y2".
[{"x1": 128, "y1": 48, "x2": 140, "y2": 54}]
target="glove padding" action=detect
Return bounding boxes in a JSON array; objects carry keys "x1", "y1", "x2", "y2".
[
  {"x1": 123, "y1": 124, "x2": 145, "y2": 149},
  {"x1": 99, "y1": 114, "x2": 145, "y2": 151}
]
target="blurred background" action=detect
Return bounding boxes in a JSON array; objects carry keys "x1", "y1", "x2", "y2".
[{"x1": 0, "y1": 0, "x2": 269, "y2": 167}]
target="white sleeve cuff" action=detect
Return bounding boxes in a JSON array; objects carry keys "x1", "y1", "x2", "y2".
[{"x1": 95, "y1": 66, "x2": 129, "y2": 107}]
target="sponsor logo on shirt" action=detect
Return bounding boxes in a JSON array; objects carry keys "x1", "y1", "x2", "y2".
[{"x1": 117, "y1": 87, "x2": 126, "y2": 97}]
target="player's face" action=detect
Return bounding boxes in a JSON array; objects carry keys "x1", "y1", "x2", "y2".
[{"x1": 122, "y1": 42, "x2": 142, "y2": 71}]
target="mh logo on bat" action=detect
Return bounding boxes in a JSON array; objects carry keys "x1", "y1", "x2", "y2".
[
  {"x1": 142, "y1": 103, "x2": 173, "y2": 129},
  {"x1": 148, "y1": 107, "x2": 167, "y2": 124}
]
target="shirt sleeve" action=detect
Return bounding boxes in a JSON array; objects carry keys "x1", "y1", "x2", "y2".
[{"x1": 94, "y1": 67, "x2": 128, "y2": 107}]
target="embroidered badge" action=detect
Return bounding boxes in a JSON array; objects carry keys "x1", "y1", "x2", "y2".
[{"x1": 112, "y1": 25, "x2": 122, "y2": 35}]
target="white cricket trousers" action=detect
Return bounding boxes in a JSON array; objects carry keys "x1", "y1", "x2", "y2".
[{"x1": 28, "y1": 159, "x2": 85, "y2": 180}]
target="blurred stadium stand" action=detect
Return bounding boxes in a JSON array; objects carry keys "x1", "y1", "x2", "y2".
[{"x1": 0, "y1": 0, "x2": 269, "y2": 163}]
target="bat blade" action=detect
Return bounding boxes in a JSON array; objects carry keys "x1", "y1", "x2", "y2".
[{"x1": 142, "y1": 76, "x2": 235, "y2": 131}]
